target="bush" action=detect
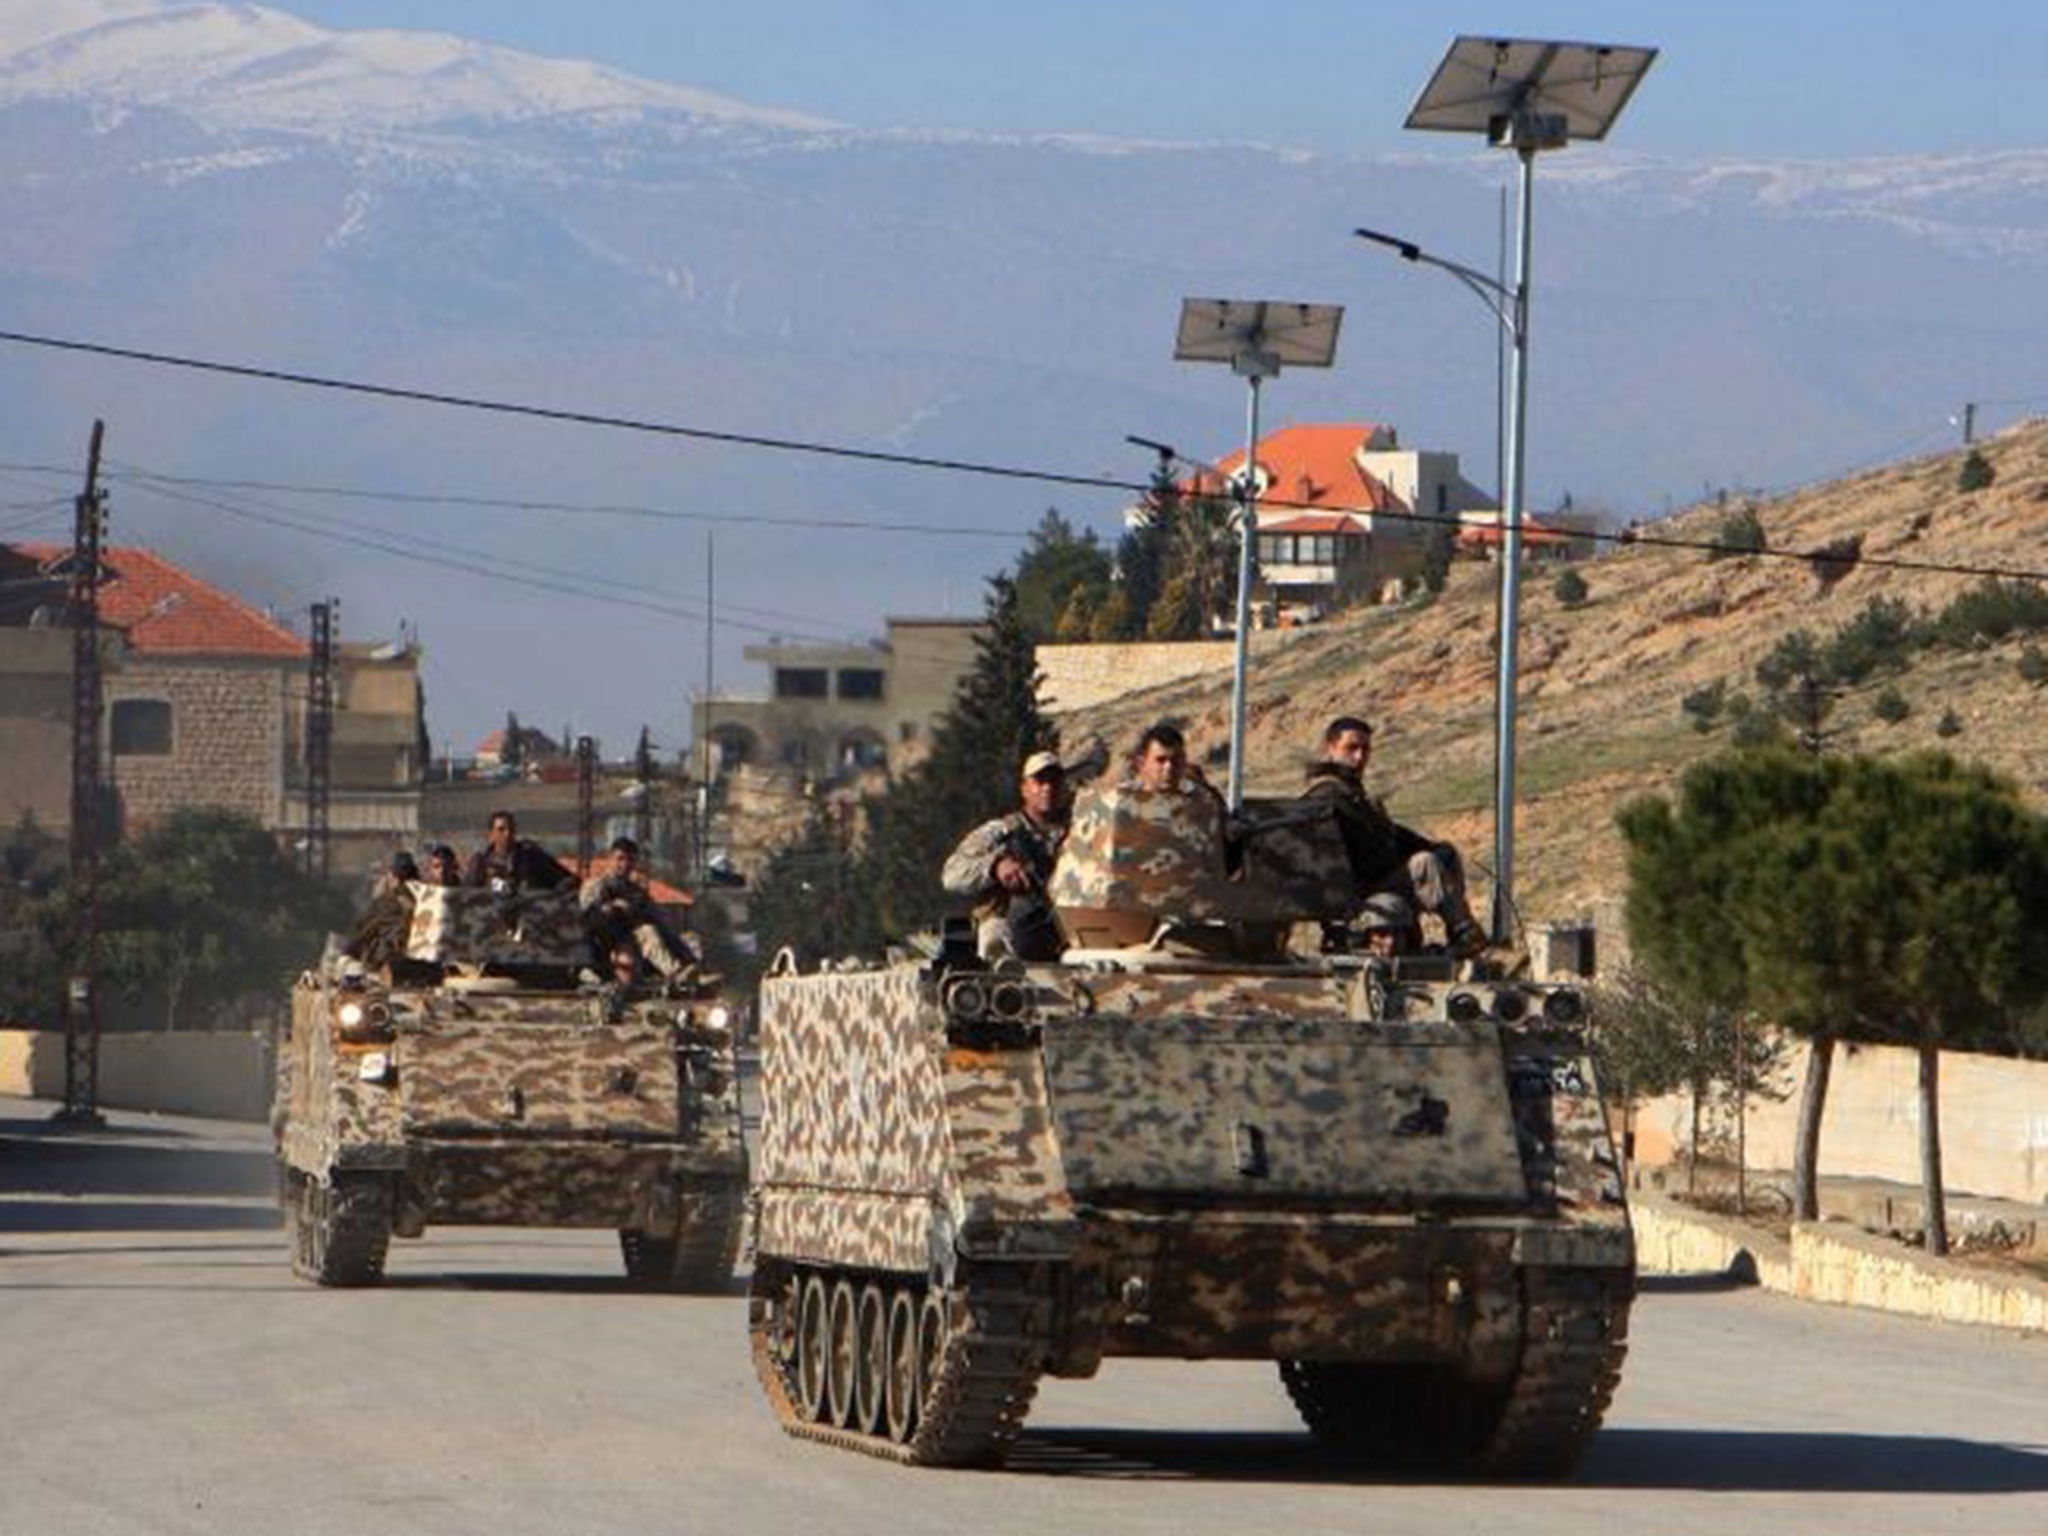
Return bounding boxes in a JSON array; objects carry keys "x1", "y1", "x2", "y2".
[
  {"x1": 1936, "y1": 708, "x2": 1964, "y2": 738},
  {"x1": 1872, "y1": 686, "x2": 1911, "y2": 724},
  {"x1": 1553, "y1": 567, "x2": 1589, "y2": 607},
  {"x1": 1708, "y1": 505, "x2": 1767, "y2": 560},
  {"x1": 1731, "y1": 706, "x2": 1788, "y2": 749},
  {"x1": 1826, "y1": 596, "x2": 1923, "y2": 683},
  {"x1": 2021, "y1": 646, "x2": 2048, "y2": 687},
  {"x1": 1958, "y1": 449, "x2": 1995, "y2": 493},
  {"x1": 1681, "y1": 681, "x2": 1727, "y2": 734},
  {"x1": 1930, "y1": 579, "x2": 2048, "y2": 649}
]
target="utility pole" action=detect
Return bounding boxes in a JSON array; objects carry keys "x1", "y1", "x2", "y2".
[
  {"x1": 698, "y1": 529, "x2": 714, "y2": 888},
  {"x1": 633, "y1": 725, "x2": 654, "y2": 855},
  {"x1": 1960, "y1": 402, "x2": 1977, "y2": 446},
  {"x1": 575, "y1": 734, "x2": 597, "y2": 879},
  {"x1": 304, "y1": 599, "x2": 336, "y2": 882},
  {"x1": 56, "y1": 420, "x2": 107, "y2": 1129}
]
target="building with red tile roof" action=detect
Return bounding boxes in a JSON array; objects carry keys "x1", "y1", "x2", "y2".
[
  {"x1": 1139, "y1": 423, "x2": 1494, "y2": 621},
  {"x1": 0, "y1": 543, "x2": 422, "y2": 875}
]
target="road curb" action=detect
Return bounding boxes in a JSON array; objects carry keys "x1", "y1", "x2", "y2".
[{"x1": 1634, "y1": 1191, "x2": 2048, "y2": 1334}]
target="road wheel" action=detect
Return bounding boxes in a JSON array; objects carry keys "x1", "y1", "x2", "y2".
[
  {"x1": 826, "y1": 1280, "x2": 859, "y2": 1428},
  {"x1": 884, "y1": 1287, "x2": 920, "y2": 1443},
  {"x1": 796, "y1": 1275, "x2": 830, "y2": 1422},
  {"x1": 854, "y1": 1283, "x2": 888, "y2": 1435}
]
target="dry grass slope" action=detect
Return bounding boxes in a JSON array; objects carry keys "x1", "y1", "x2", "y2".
[{"x1": 1056, "y1": 421, "x2": 2048, "y2": 921}]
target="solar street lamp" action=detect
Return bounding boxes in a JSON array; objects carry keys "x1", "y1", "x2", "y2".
[
  {"x1": 1365, "y1": 36, "x2": 1656, "y2": 943},
  {"x1": 1172, "y1": 299, "x2": 1344, "y2": 809}
]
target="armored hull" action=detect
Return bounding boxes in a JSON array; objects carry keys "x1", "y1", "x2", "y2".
[
  {"x1": 276, "y1": 885, "x2": 746, "y2": 1289},
  {"x1": 747, "y1": 783, "x2": 1633, "y2": 1474}
]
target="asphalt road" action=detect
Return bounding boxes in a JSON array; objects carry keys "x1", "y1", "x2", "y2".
[{"x1": 4, "y1": 1095, "x2": 2046, "y2": 1536}]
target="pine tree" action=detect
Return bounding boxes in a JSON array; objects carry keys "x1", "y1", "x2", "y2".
[
  {"x1": 1957, "y1": 448, "x2": 1995, "y2": 492},
  {"x1": 857, "y1": 574, "x2": 1055, "y2": 938}
]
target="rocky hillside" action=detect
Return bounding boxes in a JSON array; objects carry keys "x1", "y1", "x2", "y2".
[{"x1": 1057, "y1": 421, "x2": 2048, "y2": 923}]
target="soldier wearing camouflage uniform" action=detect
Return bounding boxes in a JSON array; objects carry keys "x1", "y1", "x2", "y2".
[
  {"x1": 941, "y1": 749, "x2": 1070, "y2": 961},
  {"x1": 1302, "y1": 715, "x2": 1485, "y2": 956}
]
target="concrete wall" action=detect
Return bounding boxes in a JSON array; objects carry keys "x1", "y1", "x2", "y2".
[
  {"x1": 1036, "y1": 640, "x2": 1237, "y2": 714},
  {"x1": 0, "y1": 1028, "x2": 273, "y2": 1123},
  {"x1": 1634, "y1": 1038, "x2": 2048, "y2": 1206},
  {"x1": 109, "y1": 658, "x2": 288, "y2": 830}
]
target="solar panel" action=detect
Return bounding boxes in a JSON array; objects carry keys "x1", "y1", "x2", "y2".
[
  {"x1": 1172, "y1": 299, "x2": 1344, "y2": 370},
  {"x1": 1405, "y1": 36, "x2": 1657, "y2": 143}
]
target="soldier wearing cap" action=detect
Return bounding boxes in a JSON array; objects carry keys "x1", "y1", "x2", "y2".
[
  {"x1": 1304, "y1": 715, "x2": 1486, "y2": 957},
  {"x1": 941, "y1": 748, "x2": 1072, "y2": 961}
]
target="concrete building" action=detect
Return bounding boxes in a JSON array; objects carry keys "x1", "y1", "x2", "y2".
[
  {"x1": 1152, "y1": 423, "x2": 1493, "y2": 622},
  {"x1": 691, "y1": 617, "x2": 982, "y2": 782}
]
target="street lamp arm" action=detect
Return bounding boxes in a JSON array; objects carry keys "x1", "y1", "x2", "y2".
[{"x1": 1351, "y1": 227, "x2": 1516, "y2": 337}]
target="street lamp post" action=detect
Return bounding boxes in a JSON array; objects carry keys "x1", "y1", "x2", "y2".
[
  {"x1": 1360, "y1": 36, "x2": 1656, "y2": 943},
  {"x1": 1170, "y1": 299, "x2": 1344, "y2": 809}
]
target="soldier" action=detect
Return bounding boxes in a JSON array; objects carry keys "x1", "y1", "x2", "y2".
[
  {"x1": 942, "y1": 749, "x2": 1071, "y2": 961},
  {"x1": 345, "y1": 852, "x2": 420, "y2": 967},
  {"x1": 1128, "y1": 722, "x2": 1188, "y2": 791},
  {"x1": 465, "y1": 810, "x2": 572, "y2": 894},
  {"x1": 581, "y1": 836, "x2": 697, "y2": 980},
  {"x1": 1303, "y1": 715, "x2": 1486, "y2": 957},
  {"x1": 423, "y1": 844, "x2": 462, "y2": 888}
]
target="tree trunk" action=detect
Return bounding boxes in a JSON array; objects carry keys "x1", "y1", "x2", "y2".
[
  {"x1": 1919, "y1": 1040, "x2": 1948, "y2": 1257},
  {"x1": 1687, "y1": 1081, "x2": 1702, "y2": 1196},
  {"x1": 1791, "y1": 1032, "x2": 1835, "y2": 1221}
]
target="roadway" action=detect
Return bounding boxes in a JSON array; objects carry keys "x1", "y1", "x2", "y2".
[{"x1": 3, "y1": 1095, "x2": 2045, "y2": 1536}]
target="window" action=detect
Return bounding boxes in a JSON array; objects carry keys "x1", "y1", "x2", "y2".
[
  {"x1": 836, "y1": 668, "x2": 885, "y2": 701},
  {"x1": 773, "y1": 667, "x2": 828, "y2": 700},
  {"x1": 1312, "y1": 535, "x2": 1338, "y2": 564},
  {"x1": 110, "y1": 698, "x2": 173, "y2": 756},
  {"x1": 1257, "y1": 534, "x2": 1285, "y2": 564}
]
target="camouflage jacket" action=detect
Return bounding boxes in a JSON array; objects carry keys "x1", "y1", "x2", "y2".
[
  {"x1": 941, "y1": 811, "x2": 1067, "y2": 916},
  {"x1": 1300, "y1": 761, "x2": 1430, "y2": 889}
]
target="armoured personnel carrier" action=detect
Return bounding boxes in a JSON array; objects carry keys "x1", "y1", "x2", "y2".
[
  {"x1": 276, "y1": 883, "x2": 746, "y2": 1289},
  {"x1": 748, "y1": 782, "x2": 1631, "y2": 1475}
]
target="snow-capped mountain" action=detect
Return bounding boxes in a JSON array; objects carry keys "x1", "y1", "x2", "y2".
[
  {"x1": 0, "y1": 1, "x2": 834, "y2": 135},
  {"x1": 0, "y1": 2, "x2": 2043, "y2": 750}
]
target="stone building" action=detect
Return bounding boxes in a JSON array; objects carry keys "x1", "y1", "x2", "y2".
[{"x1": 0, "y1": 543, "x2": 424, "y2": 880}]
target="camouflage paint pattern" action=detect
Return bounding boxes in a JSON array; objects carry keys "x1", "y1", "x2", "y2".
[
  {"x1": 1048, "y1": 786, "x2": 1357, "y2": 936},
  {"x1": 278, "y1": 953, "x2": 744, "y2": 1235},
  {"x1": 406, "y1": 884, "x2": 588, "y2": 967},
  {"x1": 755, "y1": 947, "x2": 1631, "y2": 1370}
]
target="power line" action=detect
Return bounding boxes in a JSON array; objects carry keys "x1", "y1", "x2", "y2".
[
  {"x1": 0, "y1": 327, "x2": 1137, "y2": 496},
  {"x1": 3, "y1": 326, "x2": 2045, "y2": 584}
]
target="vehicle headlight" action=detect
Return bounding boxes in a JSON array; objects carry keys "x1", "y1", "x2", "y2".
[
  {"x1": 1446, "y1": 990, "x2": 1486, "y2": 1024},
  {"x1": 1492, "y1": 989, "x2": 1529, "y2": 1024},
  {"x1": 356, "y1": 1051, "x2": 393, "y2": 1085},
  {"x1": 337, "y1": 1001, "x2": 366, "y2": 1029},
  {"x1": 704, "y1": 1004, "x2": 732, "y2": 1032},
  {"x1": 1542, "y1": 989, "x2": 1586, "y2": 1025}
]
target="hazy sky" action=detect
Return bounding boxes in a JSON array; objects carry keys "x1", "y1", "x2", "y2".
[{"x1": 284, "y1": 0, "x2": 2047, "y2": 159}]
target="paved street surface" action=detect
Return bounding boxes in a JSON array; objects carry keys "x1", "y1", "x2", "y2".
[{"x1": 4, "y1": 1094, "x2": 2046, "y2": 1536}]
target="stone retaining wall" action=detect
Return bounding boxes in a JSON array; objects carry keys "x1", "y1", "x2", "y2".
[{"x1": 1634, "y1": 1192, "x2": 2048, "y2": 1333}]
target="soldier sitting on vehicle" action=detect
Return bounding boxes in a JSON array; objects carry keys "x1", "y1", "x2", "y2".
[
  {"x1": 942, "y1": 748, "x2": 1072, "y2": 961},
  {"x1": 466, "y1": 810, "x2": 572, "y2": 894},
  {"x1": 581, "y1": 836, "x2": 698, "y2": 981},
  {"x1": 423, "y1": 843, "x2": 463, "y2": 888},
  {"x1": 344, "y1": 851, "x2": 422, "y2": 967},
  {"x1": 1302, "y1": 715, "x2": 1487, "y2": 958}
]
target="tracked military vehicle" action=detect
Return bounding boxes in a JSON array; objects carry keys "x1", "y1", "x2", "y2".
[
  {"x1": 748, "y1": 782, "x2": 1631, "y2": 1475},
  {"x1": 276, "y1": 883, "x2": 746, "y2": 1289}
]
